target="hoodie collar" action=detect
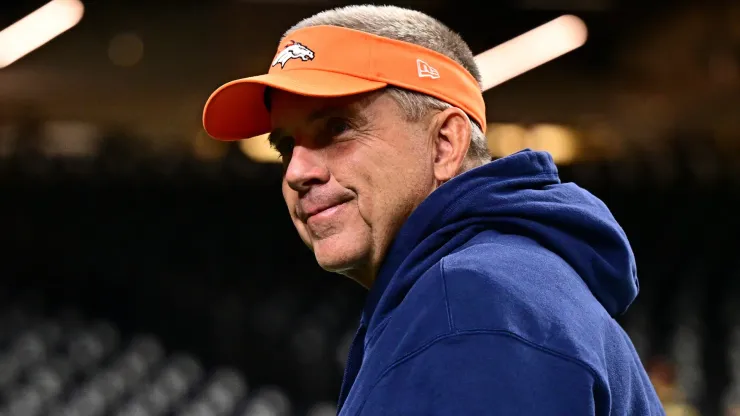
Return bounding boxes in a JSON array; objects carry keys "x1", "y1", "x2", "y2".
[{"x1": 361, "y1": 150, "x2": 638, "y2": 339}]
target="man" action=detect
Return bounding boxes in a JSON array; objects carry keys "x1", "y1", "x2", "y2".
[{"x1": 202, "y1": 5, "x2": 664, "y2": 415}]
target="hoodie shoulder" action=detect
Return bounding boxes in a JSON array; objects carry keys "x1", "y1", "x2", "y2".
[{"x1": 440, "y1": 233, "x2": 614, "y2": 370}]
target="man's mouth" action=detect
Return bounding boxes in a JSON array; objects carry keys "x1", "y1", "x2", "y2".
[{"x1": 305, "y1": 201, "x2": 348, "y2": 223}]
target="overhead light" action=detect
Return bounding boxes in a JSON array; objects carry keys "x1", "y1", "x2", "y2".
[
  {"x1": 475, "y1": 15, "x2": 588, "y2": 91},
  {"x1": 0, "y1": 0, "x2": 85, "y2": 69}
]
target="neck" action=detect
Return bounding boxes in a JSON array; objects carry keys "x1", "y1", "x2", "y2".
[{"x1": 343, "y1": 265, "x2": 376, "y2": 290}]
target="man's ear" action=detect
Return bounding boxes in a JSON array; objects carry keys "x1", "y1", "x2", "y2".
[{"x1": 430, "y1": 107, "x2": 471, "y2": 183}]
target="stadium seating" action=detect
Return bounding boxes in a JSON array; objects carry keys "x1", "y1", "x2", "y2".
[{"x1": 0, "y1": 304, "x2": 337, "y2": 416}]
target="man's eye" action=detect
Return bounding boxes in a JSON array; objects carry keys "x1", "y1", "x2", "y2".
[{"x1": 326, "y1": 118, "x2": 351, "y2": 136}]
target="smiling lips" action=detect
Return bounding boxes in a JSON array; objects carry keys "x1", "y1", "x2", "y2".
[
  {"x1": 299, "y1": 199, "x2": 351, "y2": 223},
  {"x1": 308, "y1": 203, "x2": 346, "y2": 223}
]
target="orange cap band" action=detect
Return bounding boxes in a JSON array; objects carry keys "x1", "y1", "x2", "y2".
[{"x1": 203, "y1": 25, "x2": 486, "y2": 141}]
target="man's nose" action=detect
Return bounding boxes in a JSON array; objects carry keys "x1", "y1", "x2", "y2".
[{"x1": 284, "y1": 145, "x2": 330, "y2": 193}]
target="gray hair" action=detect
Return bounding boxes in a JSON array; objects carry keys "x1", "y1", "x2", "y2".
[{"x1": 284, "y1": 5, "x2": 491, "y2": 170}]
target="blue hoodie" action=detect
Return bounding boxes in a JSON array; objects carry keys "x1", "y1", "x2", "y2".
[{"x1": 336, "y1": 150, "x2": 664, "y2": 415}]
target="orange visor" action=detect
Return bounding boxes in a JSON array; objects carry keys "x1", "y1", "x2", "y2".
[{"x1": 202, "y1": 25, "x2": 486, "y2": 141}]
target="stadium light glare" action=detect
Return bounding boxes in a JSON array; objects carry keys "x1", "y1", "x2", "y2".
[
  {"x1": 486, "y1": 123, "x2": 579, "y2": 164},
  {"x1": 474, "y1": 15, "x2": 588, "y2": 91},
  {"x1": 0, "y1": 0, "x2": 85, "y2": 69},
  {"x1": 239, "y1": 133, "x2": 281, "y2": 163},
  {"x1": 529, "y1": 123, "x2": 578, "y2": 164},
  {"x1": 486, "y1": 123, "x2": 529, "y2": 157}
]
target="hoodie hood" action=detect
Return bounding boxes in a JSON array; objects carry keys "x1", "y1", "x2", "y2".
[{"x1": 362, "y1": 150, "x2": 638, "y2": 335}]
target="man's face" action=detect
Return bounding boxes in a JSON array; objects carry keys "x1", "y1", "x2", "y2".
[{"x1": 269, "y1": 90, "x2": 437, "y2": 287}]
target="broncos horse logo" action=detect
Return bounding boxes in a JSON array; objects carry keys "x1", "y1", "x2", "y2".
[{"x1": 271, "y1": 41, "x2": 315, "y2": 68}]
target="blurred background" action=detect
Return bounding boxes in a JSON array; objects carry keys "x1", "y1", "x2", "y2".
[{"x1": 1, "y1": 0, "x2": 739, "y2": 415}]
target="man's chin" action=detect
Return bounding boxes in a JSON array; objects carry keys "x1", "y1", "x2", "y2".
[
  {"x1": 314, "y1": 250, "x2": 358, "y2": 274},
  {"x1": 309, "y1": 236, "x2": 373, "y2": 288},
  {"x1": 312, "y1": 239, "x2": 365, "y2": 272}
]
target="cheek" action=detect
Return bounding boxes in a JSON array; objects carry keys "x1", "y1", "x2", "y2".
[
  {"x1": 380, "y1": 146, "x2": 435, "y2": 213},
  {"x1": 282, "y1": 182, "x2": 312, "y2": 244},
  {"x1": 351, "y1": 146, "x2": 429, "y2": 219},
  {"x1": 377, "y1": 140, "x2": 431, "y2": 186},
  {"x1": 282, "y1": 181, "x2": 297, "y2": 217}
]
